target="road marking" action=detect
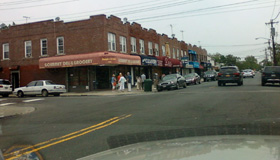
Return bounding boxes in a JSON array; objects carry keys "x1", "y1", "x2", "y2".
[
  {"x1": 23, "y1": 98, "x2": 44, "y2": 103},
  {"x1": 0, "y1": 103, "x2": 15, "y2": 106},
  {"x1": 4, "y1": 114, "x2": 132, "y2": 160}
]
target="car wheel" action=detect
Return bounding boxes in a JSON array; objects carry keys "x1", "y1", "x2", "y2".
[
  {"x1": 252, "y1": 76, "x2": 254, "y2": 78},
  {"x1": 183, "y1": 82, "x2": 187, "y2": 88},
  {"x1": 262, "y1": 82, "x2": 266, "y2": 86},
  {"x1": 17, "y1": 91, "x2": 24, "y2": 98},
  {"x1": 2, "y1": 94, "x2": 9, "y2": 97},
  {"x1": 42, "y1": 90, "x2": 49, "y2": 97},
  {"x1": 176, "y1": 83, "x2": 180, "y2": 89},
  {"x1": 54, "y1": 93, "x2": 60, "y2": 96},
  {"x1": 238, "y1": 82, "x2": 242, "y2": 86}
]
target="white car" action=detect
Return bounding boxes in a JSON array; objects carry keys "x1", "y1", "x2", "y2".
[
  {"x1": 0, "y1": 79, "x2": 12, "y2": 97},
  {"x1": 243, "y1": 70, "x2": 254, "y2": 78},
  {"x1": 14, "y1": 80, "x2": 66, "y2": 97}
]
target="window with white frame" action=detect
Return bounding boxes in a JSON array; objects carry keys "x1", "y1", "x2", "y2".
[
  {"x1": 162, "y1": 45, "x2": 166, "y2": 56},
  {"x1": 172, "y1": 48, "x2": 176, "y2": 59},
  {"x1": 155, "y1": 43, "x2": 159, "y2": 56},
  {"x1": 57, "y1": 37, "x2": 64, "y2": 54},
  {"x1": 119, "y1": 36, "x2": 127, "y2": 53},
  {"x1": 108, "y1": 33, "x2": 116, "y2": 51},
  {"x1": 139, "y1": 39, "x2": 145, "y2": 54},
  {"x1": 184, "y1": 51, "x2": 187, "y2": 56},
  {"x1": 177, "y1": 49, "x2": 180, "y2": 59},
  {"x1": 131, "y1": 37, "x2": 136, "y2": 53},
  {"x1": 181, "y1": 50, "x2": 184, "y2": 57},
  {"x1": 25, "y1": 41, "x2": 32, "y2": 58},
  {"x1": 40, "y1": 39, "x2": 47, "y2": 56},
  {"x1": 148, "y1": 41, "x2": 153, "y2": 55},
  {"x1": 2, "y1": 43, "x2": 9, "y2": 60}
]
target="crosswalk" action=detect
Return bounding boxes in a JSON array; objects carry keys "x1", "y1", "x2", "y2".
[{"x1": 0, "y1": 98, "x2": 45, "y2": 107}]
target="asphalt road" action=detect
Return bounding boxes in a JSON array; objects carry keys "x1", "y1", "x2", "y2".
[{"x1": 1, "y1": 72, "x2": 280, "y2": 160}]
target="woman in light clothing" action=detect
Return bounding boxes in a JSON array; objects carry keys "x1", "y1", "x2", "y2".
[{"x1": 118, "y1": 73, "x2": 126, "y2": 92}]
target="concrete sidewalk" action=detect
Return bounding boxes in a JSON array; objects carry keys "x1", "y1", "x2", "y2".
[
  {"x1": 0, "y1": 106, "x2": 35, "y2": 119},
  {"x1": 61, "y1": 87, "x2": 156, "y2": 97}
]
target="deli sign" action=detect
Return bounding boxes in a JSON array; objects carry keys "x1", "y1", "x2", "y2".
[{"x1": 44, "y1": 59, "x2": 94, "y2": 68}]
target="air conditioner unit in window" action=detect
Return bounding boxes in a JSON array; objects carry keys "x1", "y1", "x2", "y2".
[{"x1": 26, "y1": 53, "x2": 32, "y2": 58}]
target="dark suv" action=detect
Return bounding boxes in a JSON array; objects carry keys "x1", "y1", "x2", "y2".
[
  {"x1": 217, "y1": 66, "x2": 243, "y2": 86},
  {"x1": 261, "y1": 66, "x2": 280, "y2": 86}
]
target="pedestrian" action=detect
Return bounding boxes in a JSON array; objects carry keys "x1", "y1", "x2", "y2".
[
  {"x1": 117, "y1": 73, "x2": 121, "y2": 90},
  {"x1": 136, "y1": 76, "x2": 142, "y2": 90},
  {"x1": 141, "y1": 73, "x2": 146, "y2": 90},
  {"x1": 126, "y1": 72, "x2": 132, "y2": 92},
  {"x1": 111, "y1": 74, "x2": 116, "y2": 91},
  {"x1": 118, "y1": 73, "x2": 126, "y2": 92}
]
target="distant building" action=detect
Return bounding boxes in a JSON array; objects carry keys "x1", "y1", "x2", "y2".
[{"x1": 0, "y1": 14, "x2": 208, "y2": 92}]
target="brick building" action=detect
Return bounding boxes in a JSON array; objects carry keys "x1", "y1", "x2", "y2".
[{"x1": 0, "y1": 14, "x2": 208, "y2": 92}]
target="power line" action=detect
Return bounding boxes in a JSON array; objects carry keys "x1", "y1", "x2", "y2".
[
  {"x1": 203, "y1": 43, "x2": 267, "y2": 47},
  {"x1": 0, "y1": 0, "x2": 49, "y2": 6},
  {"x1": 271, "y1": 0, "x2": 277, "y2": 19}
]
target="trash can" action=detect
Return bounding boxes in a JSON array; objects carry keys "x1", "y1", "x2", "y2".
[{"x1": 144, "y1": 79, "x2": 153, "y2": 92}]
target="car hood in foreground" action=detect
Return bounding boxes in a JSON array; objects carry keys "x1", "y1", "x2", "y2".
[{"x1": 77, "y1": 135, "x2": 280, "y2": 160}]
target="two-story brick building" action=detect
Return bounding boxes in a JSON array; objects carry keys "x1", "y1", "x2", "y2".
[{"x1": 0, "y1": 14, "x2": 208, "y2": 92}]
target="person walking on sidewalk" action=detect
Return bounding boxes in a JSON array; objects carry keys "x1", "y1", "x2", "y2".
[
  {"x1": 126, "y1": 72, "x2": 132, "y2": 92},
  {"x1": 118, "y1": 73, "x2": 126, "y2": 92},
  {"x1": 117, "y1": 73, "x2": 121, "y2": 90},
  {"x1": 111, "y1": 74, "x2": 116, "y2": 90},
  {"x1": 136, "y1": 76, "x2": 142, "y2": 90},
  {"x1": 141, "y1": 73, "x2": 146, "y2": 90}
]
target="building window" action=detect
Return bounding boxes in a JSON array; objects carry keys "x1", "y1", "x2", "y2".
[
  {"x1": 155, "y1": 43, "x2": 159, "y2": 56},
  {"x1": 40, "y1": 39, "x2": 47, "y2": 56},
  {"x1": 177, "y1": 49, "x2": 180, "y2": 59},
  {"x1": 131, "y1": 37, "x2": 136, "y2": 53},
  {"x1": 120, "y1": 36, "x2": 127, "y2": 53},
  {"x1": 172, "y1": 48, "x2": 176, "y2": 59},
  {"x1": 162, "y1": 45, "x2": 166, "y2": 56},
  {"x1": 25, "y1": 41, "x2": 32, "y2": 58},
  {"x1": 184, "y1": 51, "x2": 187, "y2": 56},
  {"x1": 57, "y1": 37, "x2": 64, "y2": 54},
  {"x1": 108, "y1": 33, "x2": 116, "y2": 51},
  {"x1": 2, "y1": 43, "x2": 9, "y2": 60},
  {"x1": 148, "y1": 41, "x2": 153, "y2": 55},
  {"x1": 181, "y1": 50, "x2": 184, "y2": 58},
  {"x1": 140, "y1": 39, "x2": 145, "y2": 54}
]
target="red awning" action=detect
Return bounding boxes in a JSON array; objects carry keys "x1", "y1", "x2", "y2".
[
  {"x1": 39, "y1": 52, "x2": 141, "y2": 69},
  {"x1": 169, "y1": 58, "x2": 183, "y2": 68},
  {"x1": 156, "y1": 56, "x2": 172, "y2": 67}
]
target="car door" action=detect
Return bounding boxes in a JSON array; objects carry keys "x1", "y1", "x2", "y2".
[
  {"x1": 34, "y1": 81, "x2": 44, "y2": 95},
  {"x1": 24, "y1": 81, "x2": 37, "y2": 95}
]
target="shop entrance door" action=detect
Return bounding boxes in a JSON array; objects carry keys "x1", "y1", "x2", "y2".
[
  {"x1": 11, "y1": 71, "x2": 20, "y2": 90},
  {"x1": 68, "y1": 67, "x2": 89, "y2": 92},
  {"x1": 96, "y1": 67, "x2": 110, "y2": 89}
]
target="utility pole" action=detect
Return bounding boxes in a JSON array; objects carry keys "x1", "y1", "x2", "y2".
[
  {"x1": 180, "y1": 30, "x2": 184, "y2": 41},
  {"x1": 23, "y1": 16, "x2": 30, "y2": 23},
  {"x1": 265, "y1": 48, "x2": 268, "y2": 65},
  {"x1": 266, "y1": 19, "x2": 278, "y2": 66},
  {"x1": 170, "y1": 24, "x2": 175, "y2": 38}
]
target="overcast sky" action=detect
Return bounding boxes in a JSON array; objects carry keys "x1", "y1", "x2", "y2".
[{"x1": 1, "y1": 0, "x2": 279, "y2": 62}]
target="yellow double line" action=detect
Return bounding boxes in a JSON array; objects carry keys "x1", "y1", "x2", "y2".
[{"x1": 4, "y1": 114, "x2": 132, "y2": 160}]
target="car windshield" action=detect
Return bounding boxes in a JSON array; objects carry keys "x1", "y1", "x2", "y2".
[
  {"x1": 2, "y1": 2, "x2": 280, "y2": 160},
  {"x1": 45, "y1": 80, "x2": 56, "y2": 85},
  {"x1": 162, "y1": 74, "x2": 177, "y2": 81},
  {"x1": 0, "y1": 80, "x2": 11, "y2": 85},
  {"x1": 264, "y1": 67, "x2": 280, "y2": 73}
]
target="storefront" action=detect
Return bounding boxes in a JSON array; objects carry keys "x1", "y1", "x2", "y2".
[
  {"x1": 156, "y1": 56, "x2": 173, "y2": 76},
  {"x1": 131, "y1": 55, "x2": 158, "y2": 81},
  {"x1": 39, "y1": 52, "x2": 141, "y2": 92},
  {"x1": 181, "y1": 57, "x2": 194, "y2": 75},
  {"x1": 169, "y1": 58, "x2": 183, "y2": 74}
]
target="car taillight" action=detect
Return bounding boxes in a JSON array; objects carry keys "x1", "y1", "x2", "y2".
[
  {"x1": 233, "y1": 73, "x2": 240, "y2": 76},
  {"x1": 218, "y1": 73, "x2": 222, "y2": 76},
  {"x1": 262, "y1": 73, "x2": 265, "y2": 76},
  {"x1": 0, "y1": 85, "x2": 3, "y2": 88}
]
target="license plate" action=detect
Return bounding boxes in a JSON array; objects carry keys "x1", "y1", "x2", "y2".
[
  {"x1": 163, "y1": 85, "x2": 166, "y2": 88},
  {"x1": 226, "y1": 75, "x2": 230, "y2": 77},
  {"x1": 4, "y1": 87, "x2": 8, "y2": 89},
  {"x1": 272, "y1": 74, "x2": 276, "y2": 77}
]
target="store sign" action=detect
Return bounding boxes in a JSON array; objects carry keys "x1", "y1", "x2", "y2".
[
  {"x1": 164, "y1": 57, "x2": 172, "y2": 67},
  {"x1": 118, "y1": 58, "x2": 141, "y2": 65},
  {"x1": 44, "y1": 59, "x2": 94, "y2": 68},
  {"x1": 157, "y1": 60, "x2": 163, "y2": 67},
  {"x1": 188, "y1": 50, "x2": 196, "y2": 54},
  {"x1": 189, "y1": 61, "x2": 200, "y2": 68},
  {"x1": 142, "y1": 58, "x2": 157, "y2": 66}
]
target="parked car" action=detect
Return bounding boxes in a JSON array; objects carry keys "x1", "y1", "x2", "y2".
[
  {"x1": 184, "y1": 73, "x2": 201, "y2": 85},
  {"x1": 14, "y1": 80, "x2": 66, "y2": 97},
  {"x1": 242, "y1": 69, "x2": 254, "y2": 78},
  {"x1": 0, "y1": 79, "x2": 12, "y2": 97},
  {"x1": 261, "y1": 66, "x2": 280, "y2": 86},
  {"x1": 217, "y1": 66, "x2": 243, "y2": 86},
  {"x1": 203, "y1": 70, "x2": 218, "y2": 81},
  {"x1": 157, "y1": 74, "x2": 186, "y2": 92}
]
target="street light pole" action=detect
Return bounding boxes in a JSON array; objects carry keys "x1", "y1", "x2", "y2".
[{"x1": 266, "y1": 19, "x2": 278, "y2": 66}]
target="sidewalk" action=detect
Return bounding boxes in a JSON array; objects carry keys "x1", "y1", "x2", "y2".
[
  {"x1": 61, "y1": 87, "x2": 157, "y2": 97},
  {"x1": 0, "y1": 106, "x2": 35, "y2": 119}
]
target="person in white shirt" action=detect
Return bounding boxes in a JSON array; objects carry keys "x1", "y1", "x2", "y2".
[
  {"x1": 141, "y1": 73, "x2": 146, "y2": 90},
  {"x1": 118, "y1": 73, "x2": 126, "y2": 92}
]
